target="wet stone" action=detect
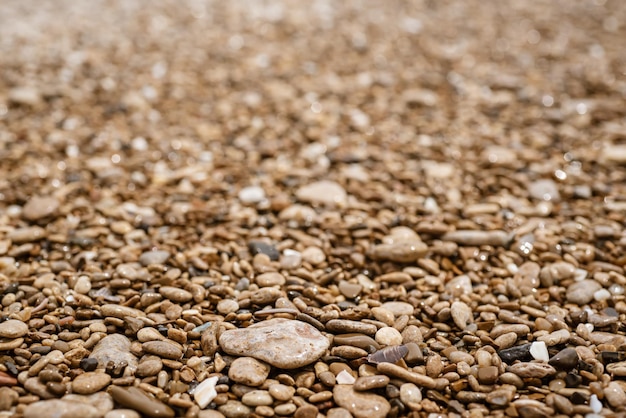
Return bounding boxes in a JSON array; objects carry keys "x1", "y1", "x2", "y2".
[
  {"x1": 219, "y1": 318, "x2": 329, "y2": 368},
  {"x1": 498, "y1": 344, "x2": 532, "y2": 364},
  {"x1": 158, "y1": 286, "x2": 193, "y2": 303},
  {"x1": 354, "y1": 375, "x2": 390, "y2": 391},
  {"x1": 218, "y1": 400, "x2": 251, "y2": 418},
  {"x1": 549, "y1": 348, "x2": 579, "y2": 371},
  {"x1": 333, "y1": 384, "x2": 391, "y2": 418}
]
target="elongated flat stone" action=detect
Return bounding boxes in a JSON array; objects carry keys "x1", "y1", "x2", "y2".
[{"x1": 219, "y1": 318, "x2": 329, "y2": 369}]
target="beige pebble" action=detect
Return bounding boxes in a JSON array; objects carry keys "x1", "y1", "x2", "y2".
[
  {"x1": 142, "y1": 341, "x2": 183, "y2": 360},
  {"x1": 105, "y1": 410, "x2": 142, "y2": 418},
  {"x1": 71, "y1": 372, "x2": 111, "y2": 394},
  {"x1": 333, "y1": 384, "x2": 390, "y2": 418},
  {"x1": 354, "y1": 375, "x2": 390, "y2": 391},
  {"x1": 0, "y1": 319, "x2": 28, "y2": 339},
  {"x1": 229, "y1": 357, "x2": 270, "y2": 387},
  {"x1": 241, "y1": 390, "x2": 273, "y2": 407},
  {"x1": 159, "y1": 286, "x2": 193, "y2": 303}
]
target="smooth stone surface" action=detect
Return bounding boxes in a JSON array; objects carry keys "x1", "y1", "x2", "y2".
[
  {"x1": 255, "y1": 272, "x2": 285, "y2": 287},
  {"x1": 567, "y1": 280, "x2": 602, "y2": 305},
  {"x1": 139, "y1": 251, "x2": 171, "y2": 266},
  {"x1": 24, "y1": 399, "x2": 101, "y2": 418},
  {"x1": 528, "y1": 179, "x2": 560, "y2": 201},
  {"x1": 218, "y1": 400, "x2": 251, "y2": 418},
  {"x1": 228, "y1": 357, "x2": 270, "y2": 387},
  {"x1": 548, "y1": 347, "x2": 579, "y2": 371},
  {"x1": 529, "y1": 341, "x2": 549, "y2": 362},
  {"x1": 62, "y1": 392, "x2": 114, "y2": 413},
  {"x1": 241, "y1": 390, "x2": 273, "y2": 407},
  {"x1": 108, "y1": 386, "x2": 175, "y2": 418},
  {"x1": 72, "y1": 371, "x2": 112, "y2": 394},
  {"x1": 375, "y1": 327, "x2": 403, "y2": 346},
  {"x1": 158, "y1": 286, "x2": 193, "y2": 303},
  {"x1": 105, "y1": 410, "x2": 142, "y2": 418},
  {"x1": 219, "y1": 318, "x2": 329, "y2": 369},
  {"x1": 381, "y1": 301, "x2": 414, "y2": 316},
  {"x1": 368, "y1": 241, "x2": 428, "y2": 263},
  {"x1": 142, "y1": 341, "x2": 183, "y2": 360},
  {"x1": 296, "y1": 180, "x2": 347, "y2": 206},
  {"x1": 333, "y1": 384, "x2": 390, "y2": 418},
  {"x1": 450, "y1": 301, "x2": 473, "y2": 329},
  {"x1": 238, "y1": 186, "x2": 266, "y2": 204},
  {"x1": 100, "y1": 304, "x2": 146, "y2": 319},
  {"x1": 89, "y1": 334, "x2": 138, "y2": 370},
  {"x1": 400, "y1": 383, "x2": 422, "y2": 406},
  {"x1": 22, "y1": 195, "x2": 59, "y2": 221},
  {"x1": 0, "y1": 319, "x2": 28, "y2": 338}
]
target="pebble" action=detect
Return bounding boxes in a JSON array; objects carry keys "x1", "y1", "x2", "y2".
[
  {"x1": 108, "y1": 386, "x2": 175, "y2": 418},
  {"x1": 507, "y1": 362, "x2": 556, "y2": 378},
  {"x1": 22, "y1": 195, "x2": 59, "y2": 221},
  {"x1": 255, "y1": 272, "x2": 285, "y2": 287},
  {"x1": 218, "y1": 400, "x2": 251, "y2": 418},
  {"x1": 335, "y1": 370, "x2": 356, "y2": 384},
  {"x1": 23, "y1": 399, "x2": 101, "y2": 418},
  {"x1": 194, "y1": 376, "x2": 219, "y2": 409},
  {"x1": 354, "y1": 375, "x2": 390, "y2": 391},
  {"x1": 498, "y1": 343, "x2": 532, "y2": 364},
  {"x1": 269, "y1": 383, "x2": 295, "y2": 401},
  {"x1": 374, "y1": 327, "x2": 403, "y2": 346},
  {"x1": 8, "y1": 86, "x2": 41, "y2": 106},
  {"x1": 136, "y1": 357, "x2": 163, "y2": 377},
  {"x1": 548, "y1": 347, "x2": 579, "y2": 371},
  {"x1": 89, "y1": 334, "x2": 138, "y2": 370},
  {"x1": 138, "y1": 250, "x2": 171, "y2": 266},
  {"x1": 0, "y1": 319, "x2": 28, "y2": 338},
  {"x1": 338, "y1": 281, "x2": 363, "y2": 298},
  {"x1": 326, "y1": 319, "x2": 378, "y2": 336},
  {"x1": 450, "y1": 301, "x2": 473, "y2": 329},
  {"x1": 529, "y1": 341, "x2": 549, "y2": 362},
  {"x1": 158, "y1": 286, "x2": 193, "y2": 303},
  {"x1": 440, "y1": 230, "x2": 512, "y2": 246},
  {"x1": 400, "y1": 382, "x2": 422, "y2": 407},
  {"x1": 333, "y1": 333, "x2": 380, "y2": 350},
  {"x1": 217, "y1": 299, "x2": 240, "y2": 314},
  {"x1": 301, "y1": 246, "x2": 326, "y2": 265},
  {"x1": 238, "y1": 186, "x2": 266, "y2": 204},
  {"x1": 604, "y1": 381, "x2": 626, "y2": 408},
  {"x1": 295, "y1": 180, "x2": 347, "y2": 206},
  {"x1": 142, "y1": 341, "x2": 183, "y2": 360},
  {"x1": 72, "y1": 372, "x2": 112, "y2": 394},
  {"x1": 381, "y1": 301, "x2": 414, "y2": 316},
  {"x1": 249, "y1": 241, "x2": 280, "y2": 261},
  {"x1": 8, "y1": 226, "x2": 46, "y2": 243},
  {"x1": 100, "y1": 304, "x2": 146, "y2": 319},
  {"x1": 566, "y1": 280, "x2": 602, "y2": 305},
  {"x1": 333, "y1": 385, "x2": 390, "y2": 418},
  {"x1": 368, "y1": 241, "x2": 428, "y2": 263},
  {"x1": 241, "y1": 390, "x2": 273, "y2": 407},
  {"x1": 219, "y1": 319, "x2": 329, "y2": 368},
  {"x1": 105, "y1": 410, "x2": 142, "y2": 418},
  {"x1": 445, "y1": 275, "x2": 473, "y2": 296},
  {"x1": 228, "y1": 357, "x2": 270, "y2": 386}
]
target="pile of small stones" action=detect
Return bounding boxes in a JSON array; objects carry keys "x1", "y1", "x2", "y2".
[{"x1": 1, "y1": 0, "x2": 626, "y2": 417}]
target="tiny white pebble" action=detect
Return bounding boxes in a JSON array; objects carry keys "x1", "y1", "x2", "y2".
[
  {"x1": 529, "y1": 341, "x2": 549, "y2": 362},
  {"x1": 506, "y1": 263, "x2": 518, "y2": 274},
  {"x1": 238, "y1": 186, "x2": 266, "y2": 204},
  {"x1": 336, "y1": 370, "x2": 356, "y2": 385},
  {"x1": 594, "y1": 288, "x2": 611, "y2": 301},
  {"x1": 589, "y1": 394, "x2": 602, "y2": 414},
  {"x1": 585, "y1": 323, "x2": 594, "y2": 333},
  {"x1": 609, "y1": 284, "x2": 624, "y2": 295}
]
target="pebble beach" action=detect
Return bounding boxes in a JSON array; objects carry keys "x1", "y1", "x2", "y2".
[{"x1": 1, "y1": 0, "x2": 626, "y2": 417}]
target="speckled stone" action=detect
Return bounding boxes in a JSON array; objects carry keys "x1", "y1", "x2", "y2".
[
  {"x1": 333, "y1": 384, "x2": 390, "y2": 418},
  {"x1": 219, "y1": 318, "x2": 329, "y2": 369},
  {"x1": 23, "y1": 399, "x2": 100, "y2": 418},
  {"x1": 71, "y1": 372, "x2": 112, "y2": 394},
  {"x1": 0, "y1": 319, "x2": 28, "y2": 338},
  {"x1": 228, "y1": 357, "x2": 270, "y2": 387}
]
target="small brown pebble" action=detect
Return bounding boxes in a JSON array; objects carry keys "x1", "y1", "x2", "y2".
[{"x1": 354, "y1": 375, "x2": 390, "y2": 391}]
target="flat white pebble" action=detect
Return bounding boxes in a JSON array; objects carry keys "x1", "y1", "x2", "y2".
[
  {"x1": 335, "y1": 370, "x2": 356, "y2": 385},
  {"x1": 529, "y1": 341, "x2": 549, "y2": 362}
]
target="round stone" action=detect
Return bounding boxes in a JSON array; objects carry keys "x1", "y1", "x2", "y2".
[
  {"x1": 228, "y1": 357, "x2": 270, "y2": 387},
  {"x1": 0, "y1": 319, "x2": 28, "y2": 339},
  {"x1": 241, "y1": 390, "x2": 273, "y2": 407},
  {"x1": 22, "y1": 195, "x2": 59, "y2": 221},
  {"x1": 238, "y1": 186, "x2": 266, "y2": 204},
  {"x1": 375, "y1": 327, "x2": 403, "y2": 346},
  {"x1": 295, "y1": 181, "x2": 347, "y2": 206},
  {"x1": 72, "y1": 372, "x2": 111, "y2": 395},
  {"x1": 381, "y1": 302, "x2": 414, "y2": 316},
  {"x1": 158, "y1": 286, "x2": 193, "y2": 303},
  {"x1": 217, "y1": 299, "x2": 240, "y2": 315},
  {"x1": 399, "y1": 383, "x2": 422, "y2": 406}
]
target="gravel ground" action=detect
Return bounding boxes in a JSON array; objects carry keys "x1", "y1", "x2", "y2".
[{"x1": 1, "y1": 1, "x2": 626, "y2": 417}]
